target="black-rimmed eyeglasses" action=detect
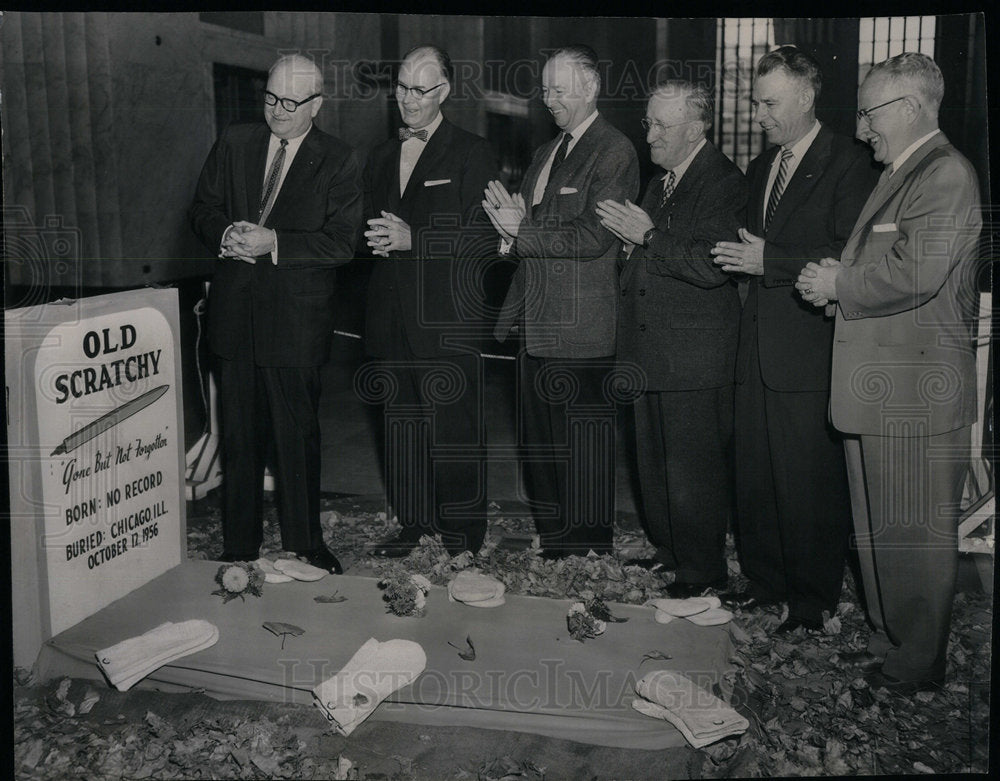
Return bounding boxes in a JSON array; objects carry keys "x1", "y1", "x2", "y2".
[
  {"x1": 395, "y1": 81, "x2": 447, "y2": 99},
  {"x1": 856, "y1": 95, "x2": 910, "y2": 122},
  {"x1": 264, "y1": 91, "x2": 321, "y2": 113}
]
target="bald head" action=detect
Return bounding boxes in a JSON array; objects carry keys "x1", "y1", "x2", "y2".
[{"x1": 265, "y1": 55, "x2": 323, "y2": 139}]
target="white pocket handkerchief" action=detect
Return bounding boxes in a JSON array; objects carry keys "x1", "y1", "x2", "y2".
[
  {"x1": 872, "y1": 222, "x2": 897, "y2": 233},
  {"x1": 424, "y1": 179, "x2": 451, "y2": 187},
  {"x1": 558, "y1": 187, "x2": 578, "y2": 195}
]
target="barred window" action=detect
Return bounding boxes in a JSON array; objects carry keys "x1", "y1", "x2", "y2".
[
  {"x1": 715, "y1": 17, "x2": 775, "y2": 172},
  {"x1": 858, "y1": 16, "x2": 936, "y2": 83}
]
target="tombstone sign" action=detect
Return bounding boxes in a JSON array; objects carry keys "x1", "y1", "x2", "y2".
[{"x1": 6, "y1": 289, "x2": 186, "y2": 668}]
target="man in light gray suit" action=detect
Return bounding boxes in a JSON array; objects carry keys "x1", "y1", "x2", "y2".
[
  {"x1": 798, "y1": 53, "x2": 981, "y2": 693},
  {"x1": 484, "y1": 45, "x2": 639, "y2": 559}
]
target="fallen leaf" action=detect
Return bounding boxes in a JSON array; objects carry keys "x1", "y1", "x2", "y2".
[
  {"x1": 314, "y1": 592, "x2": 348, "y2": 603},
  {"x1": 448, "y1": 635, "x2": 476, "y2": 661},
  {"x1": 262, "y1": 621, "x2": 305, "y2": 650},
  {"x1": 640, "y1": 650, "x2": 673, "y2": 665}
]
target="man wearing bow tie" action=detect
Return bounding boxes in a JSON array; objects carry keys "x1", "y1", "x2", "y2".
[
  {"x1": 595, "y1": 81, "x2": 745, "y2": 597},
  {"x1": 363, "y1": 45, "x2": 497, "y2": 558},
  {"x1": 710, "y1": 47, "x2": 878, "y2": 632},
  {"x1": 190, "y1": 54, "x2": 362, "y2": 573},
  {"x1": 797, "y1": 53, "x2": 981, "y2": 692},
  {"x1": 484, "y1": 45, "x2": 639, "y2": 560}
]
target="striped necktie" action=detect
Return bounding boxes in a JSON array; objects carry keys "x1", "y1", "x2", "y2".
[
  {"x1": 659, "y1": 170, "x2": 676, "y2": 207},
  {"x1": 764, "y1": 148, "x2": 794, "y2": 230},
  {"x1": 258, "y1": 139, "x2": 288, "y2": 224}
]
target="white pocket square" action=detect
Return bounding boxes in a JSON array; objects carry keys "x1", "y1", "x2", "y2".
[
  {"x1": 424, "y1": 179, "x2": 451, "y2": 187},
  {"x1": 558, "y1": 187, "x2": 578, "y2": 195},
  {"x1": 872, "y1": 222, "x2": 897, "y2": 233}
]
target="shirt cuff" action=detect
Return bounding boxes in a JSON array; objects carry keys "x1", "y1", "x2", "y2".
[
  {"x1": 499, "y1": 237, "x2": 514, "y2": 256},
  {"x1": 218, "y1": 224, "x2": 236, "y2": 257},
  {"x1": 271, "y1": 233, "x2": 278, "y2": 265}
]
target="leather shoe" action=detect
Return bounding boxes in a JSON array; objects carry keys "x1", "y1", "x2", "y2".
[
  {"x1": 623, "y1": 557, "x2": 668, "y2": 574},
  {"x1": 371, "y1": 532, "x2": 422, "y2": 559},
  {"x1": 664, "y1": 578, "x2": 728, "y2": 599},
  {"x1": 774, "y1": 616, "x2": 823, "y2": 634},
  {"x1": 864, "y1": 667, "x2": 944, "y2": 695},
  {"x1": 838, "y1": 649, "x2": 883, "y2": 672},
  {"x1": 718, "y1": 589, "x2": 780, "y2": 611},
  {"x1": 299, "y1": 546, "x2": 343, "y2": 575}
]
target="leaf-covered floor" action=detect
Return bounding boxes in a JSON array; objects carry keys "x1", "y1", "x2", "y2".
[{"x1": 14, "y1": 492, "x2": 992, "y2": 778}]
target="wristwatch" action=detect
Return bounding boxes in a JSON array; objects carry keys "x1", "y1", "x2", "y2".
[{"x1": 641, "y1": 227, "x2": 659, "y2": 248}]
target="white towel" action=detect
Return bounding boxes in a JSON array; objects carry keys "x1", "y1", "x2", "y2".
[
  {"x1": 96, "y1": 620, "x2": 219, "y2": 691},
  {"x1": 273, "y1": 558, "x2": 327, "y2": 581},
  {"x1": 632, "y1": 670, "x2": 748, "y2": 748},
  {"x1": 644, "y1": 596, "x2": 720, "y2": 616},
  {"x1": 253, "y1": 558, "x2": 294, "y2": 584},
  {"x1": 313, "y1": 638, "x2": 426, "y2": 736}
]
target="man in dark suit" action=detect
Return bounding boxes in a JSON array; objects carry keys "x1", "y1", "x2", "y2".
[
  {"x1": 190, "y1": 54, "x2": 362, "y2": 573},
  {"x1": 361, "y1": 45, "x2": 497, "y2": 557},
  {"x1": 798, "y1": 53, "x2": 981, "y2": 691},
  {"x1": 711, "y1": 46, "x2": 878, "y2": 631},
  {"x1": 596, "y1": 81, "x2": 745, "y2": 598},
  {"x1": 483, "y1": 45, "x2": 639, "y2": 559}
]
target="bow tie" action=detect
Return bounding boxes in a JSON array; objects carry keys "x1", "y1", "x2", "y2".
[{"x1": 398, "y1": 127, "x2": 428, "y2": 142}]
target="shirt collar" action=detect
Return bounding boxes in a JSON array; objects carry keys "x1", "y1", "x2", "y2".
[
  {"x1": 269, "y1": 125, "x2": 311, "y2": 156},
  {"x1": 403, "y1": 111, "x2": 444, "y2": 142},
  {"x1": 663, "y1": 137, "x2": 707, "y2": 183},
  {"x1": 565, "y1": 110, "x2": 599, "y2": 144},
  {"x1": 890, "y1": 129, "x2": 940, "y2": 175},
  {"x1": 777, "y1": 119, "x2": 821, "y2": 164}
]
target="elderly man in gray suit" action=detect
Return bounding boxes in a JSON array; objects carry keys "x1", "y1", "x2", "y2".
[
  {"x1": 484, "y1": 45, "x2": 640, "y2": 560},
  {"x1": 596, "y1": 81, "x2": 746, "y2": 598}
]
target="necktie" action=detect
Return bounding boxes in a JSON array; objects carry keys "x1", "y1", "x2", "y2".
[
  {"x1": 398, "y1": 127, "x2": 428, "y2": 142},
  {"x1": 659, "y1": 170, "x2": 676, "y2": 207},
  {"x1": 764, "y1": 148, "x2": 794, "y2": 230},
  {"x1": 258, "y1": 139, "x2": 288, "y2": 224},
  {"x1": 550, "y1": 132, "x2": 572, "y2": 176}
]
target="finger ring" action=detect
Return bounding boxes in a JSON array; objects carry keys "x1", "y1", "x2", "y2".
[{"x1": 805, "y1": 288, "x2": 813, "y2": 294}]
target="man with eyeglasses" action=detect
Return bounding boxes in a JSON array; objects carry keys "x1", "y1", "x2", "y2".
[
  {"x1": 594, "y1": 80, "x2": 745, "y2": 597},
  {"x1": 484, "y1": 45, "x2": 639, "y2": 560},
  {"x1": 190, "y1": 54, "x2": 362, "y2": 574},
  {"x1": 362, "y1": 45, "x2": 497, "y2": 558},
  {"x1": 796, "y1": 52, "x2": 982, "y2": 693},
  {"x1": 709, "y1": 46, "x2": 878, "y2": 633}
]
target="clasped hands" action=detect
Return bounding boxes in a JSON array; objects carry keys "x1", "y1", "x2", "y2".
[
  {"x1": 796, "y1": 258, "x2": 842, "y2": 306},
  {"x1": 365, "y1": 211, "x2": 411, "y2": 257},
  {"x1": 711, "y1": 229, "x2": 765, "y2": 275},
  {"x1": 221, "y1": 221, "x2": 276, "y2": 264}
]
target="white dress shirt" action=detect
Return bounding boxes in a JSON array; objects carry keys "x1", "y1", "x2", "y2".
[
  {"x1": 889, "y1": 129, "x2": 940, "y2": 175},
  {"x1": 531, "y1": 109, "x2": 600, "y2": 207},
  {"x1": 400, "y1": 111, "x2": 444, "y2": 196}
]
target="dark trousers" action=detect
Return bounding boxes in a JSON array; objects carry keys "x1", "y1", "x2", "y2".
[
  {"x1": 845, "y1": 426, "x2": 969, "y2": 681},
  {"x1": 216, "y1": 347, "x2": 323, "y2": 558},
  {"x1": 372, "y1": 316, "x2": 487, "y2": 556},
  {"x1": 734, "y1": 339, "x2": 851, "y2": 621},
  {"x1": 635, "y1": 387, "x2": 732, "y2": 584},
  {"x1": 519, "y1": 353, "x2": 617, "y2": 555}
]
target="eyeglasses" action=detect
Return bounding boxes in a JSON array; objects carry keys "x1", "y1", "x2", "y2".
[
  {"x1": 640, "y1": 117, "x2": 694, "y2": 135},
  {"x1": 264, "y1": 91, "x2": 321, "y2": 113},
  {"x1": 856, "y1": 95, "x2": 911, "y2": 122},
  {"x1": 395, "y1": 81, "x2": 447, "y2": 99}
]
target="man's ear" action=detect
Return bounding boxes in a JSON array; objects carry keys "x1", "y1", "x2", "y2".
[
  {"x1": 438, "y1": 82, "x2": 452, "y2": 104},
  {"x1": 310, "y1": 97, "x2": 323, "y2": 119},
  {"x1": 799, "y1": 86, "x2": 815, "y2": 113}
]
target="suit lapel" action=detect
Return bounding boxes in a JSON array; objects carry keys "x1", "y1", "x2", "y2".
[
  {"x1": 535, "y1": 115, "x2": 608, "y2": 211},
  {"x1": 847, "y1": 132, "x2": 950, "y2": 246},
  {"x1": 400, "y1": 119, "x2": 453, "y2": 208},
  {"x1": 245, "y1": 125, "x2": 270, "y2": 220},
  {"x1": 266, "y1": 126, "x2": 321, "y2": 224},
  {"x1": 766, "y1": 127, "x2": 832, "y2": 237}
]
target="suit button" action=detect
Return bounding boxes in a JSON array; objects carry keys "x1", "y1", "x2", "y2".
[
  {"x1": 638, "y1": 289, "x2": 646, "y2": 296},
  {"x1": 639, "y1": 324, "x2": 647, "y2": 331},
  {"x1": 622, "y1": 289, "x2": 628, "y2": 296}
]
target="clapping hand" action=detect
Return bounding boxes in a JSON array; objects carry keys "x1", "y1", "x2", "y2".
[
  {"x1": 595, "y1": 199, "x2": 654, "y2": 246},
  {"x1": 482, "y1": 180, "x2": 526, "y2": 241}
]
